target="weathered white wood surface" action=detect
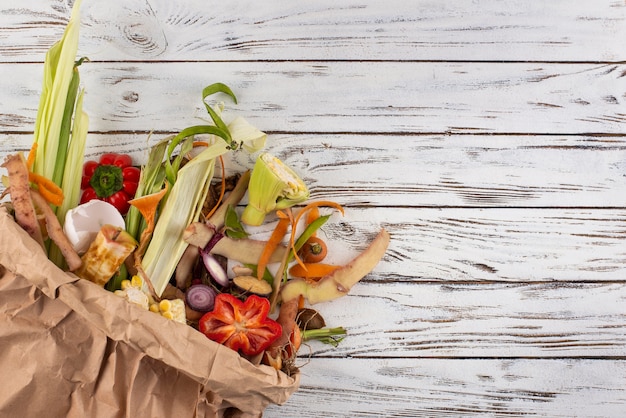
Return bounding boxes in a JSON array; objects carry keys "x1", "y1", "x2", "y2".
[
  {"x1": 266, "y1": 358, "x2": 626, "y2": 417},
  {"x1": 3, "y1": 134, "x2": 626, "y2": 207},
  {"x1": 1, "y1": 1, "x2": 625, "y2": 417},
  {"x1": 1, "y1": 62, "x2": 625, "y2": 134},
  {"x1": 1, "y1": 0, "x2": 625, "y2": 62}
]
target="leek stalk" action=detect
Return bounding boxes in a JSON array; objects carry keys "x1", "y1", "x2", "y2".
[
  {"x1": 33, "y1": 0, "x2": 83, "y2": 183},
  {"x1": 57, "y1": 88, "x2": 89, "y2": 223},
  {"x1": 48, "y1": 88, "x2": 89, "y2": 268}
]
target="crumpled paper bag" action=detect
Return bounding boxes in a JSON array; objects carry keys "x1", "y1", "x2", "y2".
[{"x1": 0, "y1": 207, "x2": 299, "y2": 417}]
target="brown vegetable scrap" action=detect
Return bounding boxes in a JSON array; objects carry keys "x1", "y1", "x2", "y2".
[
  {"x1": 1, "y1": 153, "x2": 44, "y2": 249},
  {"x1": 30, "y1": 190, "x2": 82, "y2": 271},
  {"x1": 202, "y1": 173, "x2": 240, "y2": 219}
]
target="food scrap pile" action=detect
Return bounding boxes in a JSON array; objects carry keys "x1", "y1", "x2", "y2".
[{"x1": 0, "y1": 0, "x2": 389, "y2": 376}]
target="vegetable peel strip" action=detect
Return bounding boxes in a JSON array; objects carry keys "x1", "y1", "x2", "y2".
[
  {"x1": 290, "y1": 201, "x2": 344, "y2": 272},
  {"x1": 205, "y1": 156, "x2": 226, "y2": 220},
  {"x1": 26, "y1": 143, "x2": 37, "y2": 169},
  {"x1": 289, "y1": 263, "x2": 340, "y2": 280},
  {"x1": 257, "y1": 210, "x2": 291, "y2": 281},
  {"x1": 129, "y1": 183, "x2": 169, "y2": 301},
  {"x1": 305, "y1": 206, "x2": 320, "y2": 237},
  {"x1": 28, "y1": 171, "x2": 64, "y2": 207}
]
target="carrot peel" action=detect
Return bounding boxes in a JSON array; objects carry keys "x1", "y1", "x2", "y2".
[
  {"x1": 28, "y1": 171, "x2": 64, "y2": 207},
  {"x1": 256, "y1": 210, "x2": 291, "y2": 280},
  {"x1": 290, "y1": 201, "x2": 344, "y2": 271},
  {"x1": 289, "y1": 262, "x2": 340, "y2": 280}
]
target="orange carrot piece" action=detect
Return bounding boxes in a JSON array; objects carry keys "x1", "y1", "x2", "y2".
[
  {"x1": 289, "y1": 201, "x2": 344, "y2": 271},
  {"x1": 205, "y1": 155, "x2": 226, "y2": 219},
  {"x1": 26, "y1": 143, "x2": 37, "y2": 169},
  {"x1": 28, "y1": 171, "x2": 64, "y2": 207},
  {"x1": 256, "y1": 210, "x2": 291, "y2": 280},
  {"x1": 289, "y1": 262, "x2": 340, "y2": 280},
  {"x1": 305, "y1": 206, "x2": 320, "y2": 237},
  {"x1": 128, "y1": 183, "x2": 169, "y2": 235}
]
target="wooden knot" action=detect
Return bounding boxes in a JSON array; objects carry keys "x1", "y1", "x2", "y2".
[{"x1": 122, "y1": 22, "x2": 167, "y2": 56}]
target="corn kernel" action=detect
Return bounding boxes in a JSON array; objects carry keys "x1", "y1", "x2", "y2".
[
  {"x1": 120, "y1": 279, "x2": 131, "y2": 290},
  {"x1": 161, "y1": 311, "x2": 174, "y2": 320},
  {"x1": 159, "y1": 299, "x2": 172, "y2": 312},
  {"x1": 149, "y1": 304, "x2": 160, "y2": 313},
  {"x1": 130, "y1": 275, "x2": 143, "y2": 288}
]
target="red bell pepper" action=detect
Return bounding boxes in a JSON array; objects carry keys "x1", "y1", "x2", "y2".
[
  {"x1": 80, "y1": 153, "x2": 140, "y2": 215},
  {"x1": 198, "y1": 293, "x2": 282, "y2": 356}
]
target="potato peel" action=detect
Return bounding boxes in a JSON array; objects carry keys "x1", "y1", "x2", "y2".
[{"x1": 280, "y1": 228, "x2": 390, "y2": 304}]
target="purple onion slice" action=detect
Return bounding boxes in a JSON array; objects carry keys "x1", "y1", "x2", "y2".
[
  {"x1": 200, "y1": 249, "x2": 229, "y2": 287},
  {"x1": 185, "y1": 284, "x2": 217, "y2": 312}
]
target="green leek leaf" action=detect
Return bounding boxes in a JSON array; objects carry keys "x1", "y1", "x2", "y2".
[
  {"x1": 51, "y1": 64, "x2": 80, "y2": 187},
  {"x1": 164, "y1": 125, "x2": 230, "y2": 184}
]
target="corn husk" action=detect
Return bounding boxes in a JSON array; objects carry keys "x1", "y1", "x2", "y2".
[{"x1": 141, "y1": 140, "x2": 229, "y2": 297}]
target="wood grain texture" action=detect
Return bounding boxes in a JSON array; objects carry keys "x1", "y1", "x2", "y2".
[
  {"x1": 245, "y1": 207, "x2": 626, "y2": 283},
  {"x1": 265, "y1": 358, "x2": 626, "y2": 417},
  {"x1": 1, "y1": 0, "x2": 625, "y2": 62},
  {"x1": 3, "y1": 133, "x2": 625, "y2": 207},
  {"x1": 301, "y1": 282, "x2": 626, "y2": 357},
  {"x1": 0, "y1": 62, "x2": 624, "y2": 134}
]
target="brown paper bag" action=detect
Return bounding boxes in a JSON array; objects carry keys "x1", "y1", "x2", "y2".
[{"x1": 0, "y1": 207, "x2": 299, "y2": 417}]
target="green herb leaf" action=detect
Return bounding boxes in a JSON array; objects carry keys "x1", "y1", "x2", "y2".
[
  {"x1": 224, "y1": 204, "x2": 249, "y2": 239},
  {"x1": 202, "y1": 83, "x2": 238, "y2": 148}
]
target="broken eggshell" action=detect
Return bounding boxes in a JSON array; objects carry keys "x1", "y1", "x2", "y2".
[{"x1": 63, "y1": 200, "x2": 125, "y2": 254}]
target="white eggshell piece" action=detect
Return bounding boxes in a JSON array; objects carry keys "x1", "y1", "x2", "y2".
[{"x1": 63, "y1": 200, "x2": 126, "y2": 254}]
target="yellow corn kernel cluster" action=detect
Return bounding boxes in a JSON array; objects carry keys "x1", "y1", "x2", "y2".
[
  {"x1": 114, "y1": 276, "x2": 150, "y2": 310},
  {"x1": 263, "y1": 154, "x2": 307, "y2": 196},
  {"x1": 149, "y1": 298, "x2": 186, "y2": 324}
]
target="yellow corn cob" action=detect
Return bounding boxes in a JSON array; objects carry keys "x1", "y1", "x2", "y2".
[{"x1": 241, "y1": 152, "x2": 309, "y2": 226}]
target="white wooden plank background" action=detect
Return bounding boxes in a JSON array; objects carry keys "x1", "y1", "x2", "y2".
[
  {"x1": 1, "y1": 0, "x2": 625, "y2": 417},
  {"x1": 1, "y1": 62, "x2": 625, "y2": 134}
]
